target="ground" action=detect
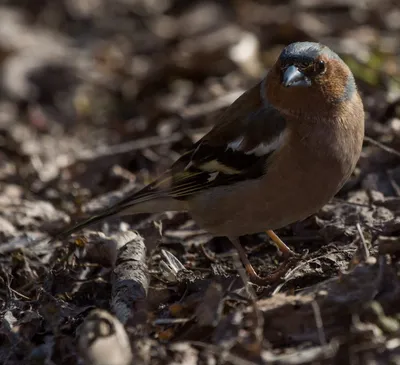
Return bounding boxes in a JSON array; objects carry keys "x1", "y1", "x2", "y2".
[{"x1": 1, "y1": 0, "x2": 400, "y2": 364}]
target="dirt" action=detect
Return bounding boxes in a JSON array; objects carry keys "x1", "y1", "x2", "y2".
[{"x1": 1, "y1": 0, "x2": 400, "y2": 364}]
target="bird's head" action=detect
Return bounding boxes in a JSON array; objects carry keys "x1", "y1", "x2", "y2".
[{"x1": 265, "y1": 42, "x2": 357, "y2": 119}]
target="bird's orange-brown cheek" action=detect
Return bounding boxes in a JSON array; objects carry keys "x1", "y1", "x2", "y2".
[
  {"x1": 315, "y1": 73, "x2": 347, "y2": 101},
  {"x1": 312, "y1": 75, "x2": 325, "y2": 84}
]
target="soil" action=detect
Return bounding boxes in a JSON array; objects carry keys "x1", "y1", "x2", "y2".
[{"x1": 1, "y1": 1, "x2": 400, "y2": 364}]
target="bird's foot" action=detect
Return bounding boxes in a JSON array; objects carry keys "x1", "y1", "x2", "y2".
[{"x1": 245, "y1": 254, "x2": 300, "y2": 286}]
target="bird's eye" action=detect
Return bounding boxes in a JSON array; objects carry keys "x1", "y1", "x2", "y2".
[{"x1": 315, "y1": 60, "x2": 326, "y2": 74}]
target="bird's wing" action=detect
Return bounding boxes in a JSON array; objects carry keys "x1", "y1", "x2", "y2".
[
  {"x1": 53, "y1": 81, "x2": 287, "y2": 239},
  {"x1": 118, "y1": 81, "x2": 287, "y2": 204}
]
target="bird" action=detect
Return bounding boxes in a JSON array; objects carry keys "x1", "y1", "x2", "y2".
[{"x1": 54, "y1": 42, "x2": 365, "y2": 285}]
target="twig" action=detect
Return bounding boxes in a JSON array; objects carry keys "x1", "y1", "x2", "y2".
[
  {"x1": 356, "y1": 223, "x2": 370, "y2": 260},
  {"x1": 272, "y1": 249, "x2": 356, "y2": 295},
  {"x1": 9, "y1": 288, "x2": 31, "y2": 300},
  {"x1": 180, "y1": 90, "x2": 244, "y2": 119},
  {"x1": 311, "y1": 300, "x2": 327, "y2": 346},
  {"x1": 231, "y1": 251, "x2": 256, "y2": 300},
  {"x1": 111, "y1": 231, "x2": 149, "y2": 325},
  {"x1": 190, "y1": 341, "x2": 259, "y2": 365},
  {"x1": 386, "y1": 169, "x2": 400, "y2": 196},
  {"x1": 364, "y1": 136, "x2": 400, "y2": 159},
  {"x1": 262, "y1": 341, "x2": 339, "y2": 364},
  {"x1": 231, "y1": 252, "x2": 264, "y2": 354},
  {"x1": 153, "y1": 318, "x2": 191, "y2": 325},
  {"x1": 348, "y1": 223, "x2": 370, "y2": 270},
  {"x1": 77, "y1": 132, "x2": 183, "y2": 161}
]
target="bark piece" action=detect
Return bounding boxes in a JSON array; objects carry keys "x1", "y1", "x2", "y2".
[{"x1": 111, "y1": 231, "x2": 149, "y2": 324}]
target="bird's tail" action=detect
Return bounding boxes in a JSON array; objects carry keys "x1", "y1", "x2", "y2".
[
  {"x1": 50, "y1": 179, "x2": 162, "y2": 242},
  {"x1": 51, "y1": 185, "x2": 187, "y2": 242},
  {"x1": 53, "y1": 206, "x2": 122, "y2": 242}
]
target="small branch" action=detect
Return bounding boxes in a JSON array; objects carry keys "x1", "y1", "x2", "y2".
[
  {"x1": 348, "y1": 223, "x2": 370, "y2": 269},
  {"x1": 180, "y1": 90, "x2": 244, "y2": 119},
  {"x1": 364, "y1": 136, "x2": 400, "y2": 159},
  {"x1": 311, "y1": 300, "x2": 327, "y2": 346},
  {"x1": 356, "y1": 223, "x2": 370, "y2": 261},
  {"x1": 111, "y1": 231, "x2": 149, "y2": 325},
  {"x1": 77, "y1": 132, "x2": 183, "y2": 161}
]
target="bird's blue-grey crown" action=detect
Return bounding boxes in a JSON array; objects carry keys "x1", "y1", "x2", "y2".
[{"x1": 279, "y1": 42, "x2": 341, "y2": 65}]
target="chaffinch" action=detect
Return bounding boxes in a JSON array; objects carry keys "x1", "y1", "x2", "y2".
[{"x1": 56, "y1": 42, "x2": 365, "y2": 285}]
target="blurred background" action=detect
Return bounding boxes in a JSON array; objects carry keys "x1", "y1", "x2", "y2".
[
  {"x1": 1, "y1": 0, "x2": 399, "y2": 209},
  {"x1": 1, "y1": 1, "x2": 400, "y2": 364}
]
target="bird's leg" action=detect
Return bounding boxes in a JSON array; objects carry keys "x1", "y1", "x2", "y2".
[
  {"x1": 266, "y1": 230, "x2": 296, "y2": 258},
  {"x1": 229, "y1": 237, "x2": 298, "y2": 286}
]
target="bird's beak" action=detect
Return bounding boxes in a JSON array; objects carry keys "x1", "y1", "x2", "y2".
[{"x1": 282, "y1": 65, "x2": 311, "y2": 87}]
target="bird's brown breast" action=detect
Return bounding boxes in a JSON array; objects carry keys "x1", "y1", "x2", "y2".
[{"x1": 188, "y1": 99, "x2": 364, "y2": 237}]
